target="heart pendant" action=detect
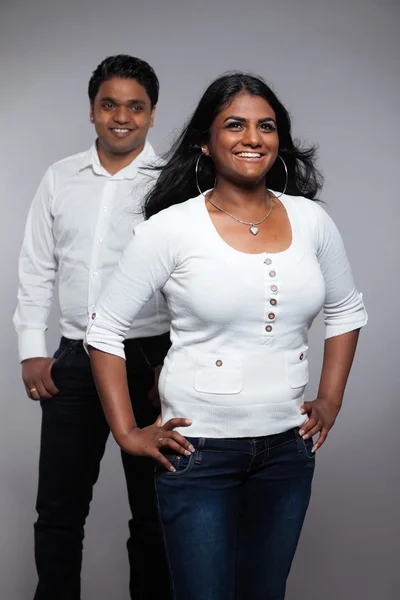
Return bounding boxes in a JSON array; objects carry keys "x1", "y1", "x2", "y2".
[{"x1": 249, "y1": 226, "x2": 259, "y2": 235}]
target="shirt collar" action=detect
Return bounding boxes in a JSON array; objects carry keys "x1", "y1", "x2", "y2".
[{"x1": 77, "y1": 140, "x2": 156, "y2": 180}]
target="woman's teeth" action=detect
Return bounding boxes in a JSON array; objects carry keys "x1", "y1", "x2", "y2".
[{"x1": 236, "y1": 152, "x2": 262, "y2": 158}]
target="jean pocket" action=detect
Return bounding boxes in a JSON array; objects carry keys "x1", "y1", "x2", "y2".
[
  {"x1": 297, "y1": 431, "x2": 316, "y2": 460},
  {"x1": 155, "y1": 451, "x2": 195, "y2": 478},
  {"x1": 50, "y1": 346, "x2": 70, "y2": 375},
  {"x1": 286, "y1": 347, "x2": 309, "y2": 388},
  {"x1": 193, "y1": 353, "x2": 242, "y2": 394}
]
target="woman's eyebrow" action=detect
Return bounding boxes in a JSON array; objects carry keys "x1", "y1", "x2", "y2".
[{"x1": 223, "y1": 116, "x2": 276, "y2": 124}]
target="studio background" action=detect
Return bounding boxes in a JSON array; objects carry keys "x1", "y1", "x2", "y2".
[{"x1": 0, "y1": 0, "x2": 398, "y2": 598}]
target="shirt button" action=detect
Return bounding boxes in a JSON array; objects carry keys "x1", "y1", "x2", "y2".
[
  {"x1": 216, "y1": 360, "x2": 223, "y2": 367},
  {"x1": 264, "y1": 258, "x2": 272, "y2": 265},
  {"x1": 268, "y1": 313, "x2": 275, "y2": 320},
  {"x1": 98, "y1": 238, "x2": 103, "y2": 243},
  {"x1": 270, "y1": 285, "x2": 278, "y2": 292},
  {"x1": 93, "y1": 271, "x2": 98, "y2": 276},
  {"x1": 270, "y1": 299, "x2": 277, "y2": 306},
  {"x1": 269, "y1": 270, "x2": 276, "y2": 278},
  {"x1": 103, "y1": 206, "x2": 108, "y2": 212},
  {"x1": 91, "y1": 313, "x2": 96, "y2": 319},
  {"x1": 265, "y1": 325, "x2": 273, "y2": 332}
]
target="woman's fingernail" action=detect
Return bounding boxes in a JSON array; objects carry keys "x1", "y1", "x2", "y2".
[
  {"x1": 303, "y1": 434, "x2": 308, "y2": 439},
  {"x1": 185, "y1": 450, "x2": 191, "y2": 456},
  {"x1": 169, "y1": 466, "x2": 176, "y2": 472},
  {"x1": 188, "y1": 444, "x2": 195, "y2": 453},
  {"x1": 185, "y1": 419, "x2": 192, "y2": 425},
  {"x1": 299, "y1": 430, "x2": 305, "y2": 436},
  {"x1": 312, "y1": 445, "x2": 318, "y2": 453},
  {"x1": 300, "y1": 408, "x2": 305, "y2": 414}
]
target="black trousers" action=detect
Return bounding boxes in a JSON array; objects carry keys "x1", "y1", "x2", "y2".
[{"x1": 33, "y1": 335, "x2": 172, "y2": 600}]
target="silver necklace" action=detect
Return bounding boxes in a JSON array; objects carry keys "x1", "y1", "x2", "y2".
[{"x1": 206, "y1": 193, "x2": 273, "y2": 235}]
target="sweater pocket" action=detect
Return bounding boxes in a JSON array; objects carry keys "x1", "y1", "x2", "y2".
[
  {"x1": 193, "y1": 353, "x2": 243, "y2": 395},
  {"x1": 285, "y1": 347, "x2": 309, "y2": 388}
]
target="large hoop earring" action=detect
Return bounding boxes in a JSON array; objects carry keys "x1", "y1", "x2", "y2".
[
  {"x1": 271, "y1": 155, "x2": 288, "y2": 198},
  {"x1": 195, "y1": 152, "x2": 214, "y2": 196}
]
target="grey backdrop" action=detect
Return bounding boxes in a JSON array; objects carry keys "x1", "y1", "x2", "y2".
[{"x1": 0, "y1": 0, "x2": 398, "y2": 598}]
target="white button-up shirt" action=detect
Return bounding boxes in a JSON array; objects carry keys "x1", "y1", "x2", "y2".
[{"x1": 14, "y1": 141, "x2": 170, "y2": 361}]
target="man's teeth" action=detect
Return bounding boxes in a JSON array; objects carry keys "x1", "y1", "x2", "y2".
[
  {"x1": 236, "y1": 152, "x2": 262, "y2": 158},
  {"x1": 112, "y1": 128, "x2": 129, "y2": 133}
]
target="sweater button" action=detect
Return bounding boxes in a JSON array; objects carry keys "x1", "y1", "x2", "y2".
[
  {"x1": 269, "y1": 270, "x2": 276, "y2": 277},
  {"x1": 299, "y1": 353, "x2": 304, "y2": 360},
  {"x1": 270, "y1": 299, "x2": 277, "y2": 306},
  {"x1": 264, "y1": 258, "x2": 272, "y2": 265},
  {"x1": 268, "y1": 313, "x2": 275, "y2": 320},
  {"x1": 270, "y1": 285, "x2": 278, "y2": 293},
  {"x1": 215, "y1": 360, "x2": 223, "y2": 367},
  {"x1": 265, "y1": 325, "x2": 273, "y2": 332},
  {"x1": 91, "y1": 313, "x2": 96, "y2": 320}
]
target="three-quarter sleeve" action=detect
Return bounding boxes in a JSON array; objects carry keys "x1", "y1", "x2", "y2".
[
  {"x1": 315, "y1": 204, "x2": 368, "y2": 338},
  {"x1": 85, "y1": 213, "x2": 178, "y2": 359}
]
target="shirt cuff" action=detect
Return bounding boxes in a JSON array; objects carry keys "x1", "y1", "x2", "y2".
[
  {"x1": 18, "y1": 329, "x2": 48, "y2": 362},
  {"x1": 325, "y1": 316, "x2": 368, "y2": 339},
  {"x1": 324, "y1": 309, "x2": 368, "y2": 339},
  {"x1": 84, "y1": 338, "x2": 127, "y2": 360},
  {"x1": 84, "y1": 318, "x2": 127, "y2": 360}
]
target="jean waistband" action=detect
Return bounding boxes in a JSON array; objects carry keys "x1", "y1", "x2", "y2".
[
  {"x1": 60, "y1": 334, "x2": 168, "y2": 347},
  {"x1": 184, "y1": 428, "x2": 299, "y2": 455},
  {"x1": 60, "y1": 331, "x2": 170, "y2": 368},
  {"x1": 58, "y1": 335, "x2": 155, "y2": 360}
]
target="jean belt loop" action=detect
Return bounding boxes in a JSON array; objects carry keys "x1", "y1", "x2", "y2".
[
  {"x1": 69, "y1": 339, "x2": 81, "y2": 355},
  {"x1": 195, "y1": 437, "x2": 206, "y2": 465}
]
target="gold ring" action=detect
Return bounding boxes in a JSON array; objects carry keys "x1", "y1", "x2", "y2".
[{"x1": 30, "y1": 387, "x2": 37, "y2": 393}]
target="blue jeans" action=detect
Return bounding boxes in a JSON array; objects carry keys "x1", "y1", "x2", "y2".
[{"x1": 155, "y1": 428, "x2": 315, "y2": 600}]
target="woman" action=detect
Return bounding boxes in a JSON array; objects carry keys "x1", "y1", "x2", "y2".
[{"x1": 86, "y1": 72, "x2": 367, "y2": 600}]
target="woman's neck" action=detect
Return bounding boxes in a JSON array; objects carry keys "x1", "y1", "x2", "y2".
[{"x1": 210, "y1": 179, "x2": 270, "y2": 218}]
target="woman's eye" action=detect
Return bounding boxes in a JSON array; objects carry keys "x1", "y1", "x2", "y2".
[
  {"x1": 226, "y1": 122, "x2": 242, "y2": 129},
  {"x1": 261, "y1": 123, "x2": 276, "y2": 132}
]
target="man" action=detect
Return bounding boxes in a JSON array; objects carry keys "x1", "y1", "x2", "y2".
[{"x1": 14, "y1": 55, "x2": 171, "y2": 600}]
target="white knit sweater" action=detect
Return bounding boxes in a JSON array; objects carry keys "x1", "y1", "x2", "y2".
[{"x1": 86, "y1": 193, "x2": 367, "y2": 438}]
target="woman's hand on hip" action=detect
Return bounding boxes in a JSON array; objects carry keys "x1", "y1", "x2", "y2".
[
  {"x1": 299, "y1": 398, "x2": 341, "y2": 453},
  {"x1": 118, "y1": 416, "x2": 195, "y2": 471}
]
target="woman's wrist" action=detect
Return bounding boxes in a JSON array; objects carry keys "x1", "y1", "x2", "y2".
[
  {"x1": 115, "y1": 426, "x2": 140, "y2": 450},
  {"x1": 316, "y1": 393, "x2": 343, "y2": 410}
]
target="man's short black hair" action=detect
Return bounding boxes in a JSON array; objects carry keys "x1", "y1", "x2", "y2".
[{"x1": 88, "y1": 54, "x2": 159, "y2": 107}]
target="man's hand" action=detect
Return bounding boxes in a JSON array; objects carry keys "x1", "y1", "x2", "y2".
[
  {"x1": 299, "y1": 398, "x2": 341, "y2": 452},
  {"x1": 22, "y1": 357, "x2": 59, "y2": 401},
  {"x1": 148, "y1": 365, "x2": 162, "y2": 408}
]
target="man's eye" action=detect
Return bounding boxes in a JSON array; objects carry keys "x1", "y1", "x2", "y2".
[
  {"x1": 102, "y1": 103, "x2": 114, "y2": 110},
  {"x1": 131, "y1": 105, "x2": 144, "y2": 111}
]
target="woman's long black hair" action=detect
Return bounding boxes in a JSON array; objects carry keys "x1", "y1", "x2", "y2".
[{"x1": 145, "y1": 72, "x2": 323, "y2": 219}]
